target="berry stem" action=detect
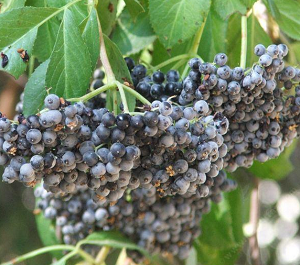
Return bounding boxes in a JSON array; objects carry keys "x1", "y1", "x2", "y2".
[
  {"x1": 1, "y1": 245, "x2": 76, "y2": 265},
  {"x1": 190, "y1": 17, "x2": 207, "y2": 56},
  {"x1": 77, "y1": 248, "x2": 97, "y2": 264},
  {"x1": 96, "y1": 13, "x2": 115, "y2": 83},
  {"x1": 240, "y1": 15, "x2": 248, "y2": 69},
  {"x1": 28, "y1": 55, "x2": 35, "y2": 77},
  {"x1": 120, "y1": 83, "x2": 152, "y2": 106},
  {"x1": 113, "y1": 88, "x2": 118, "y2": 114},
  {"x1": 67, "y1": 82, "x2": 116, "y2": 102},
  {"x1": 95, "y1": 246, "x2": 111, "y2": 265},
  {"x1": 152, "y1": 54, "x2": 190, "y2": 72},
  {"x1": 116, "y1": 81, "x2": 130, "y2": 113}
]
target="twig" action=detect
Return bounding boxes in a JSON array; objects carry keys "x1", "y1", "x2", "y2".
[
  {"x1": 249, "y1": 177, "x2": 261, "y2": 265},
  {"x1": 95, "y1": 246, "x2": 111, "y2": 265}
]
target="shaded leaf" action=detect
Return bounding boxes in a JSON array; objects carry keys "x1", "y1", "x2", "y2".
[
  {"x1": 198, "y1": 9, "x2": 228, "y2": 62},
  {"x1": 0, "y1": 7, "x2": 58, "y2": 50},
  {"x1": 111, "y1": 8, "x2": 156, "y2": 56},
  {"x1": 97, "y1": 0, "x2": 118, "y2": 35},
  {"x1": 249, "y1": 139, "x2": 297, "y2": 180},
  {"x1": 124, "y1": 0, "x2": 145, "y2": 21},
  {"x1": 149, "y1": 0, "x2": 210, "y2": 48},
  {"x1": 34, "y1": 18, "x2": 60, "y2": 62},
  {"x1": 265, "y1": 0, "x2": 300, "y2": 40},
  {"x1": 264, "y1": 0, "x2": 281, "y2": 19},
  {"x1": 103, "y1": 35, "x2": 135, "y2": 112},
  {"x1": 1, "y1": 0, "x2": 26, "y2": 12},
  {"x1": 212, "y1": 0, "x2": 246, "y2": 19},
  {"x1": 46, "y1": 9, "x2": 91, "y2": 98},
  {"x1": 0, "y1": 27, "x2": 37, "y2": 78},
  {"x1": 241, "y1": 0, "x2": 258, "y2": 9},
  {"x1": 23, "y1": 60, "x2": 49, "y2": 116},
  {"x1": 82, "y1": 7, "x2": 100, "y2": 70}
]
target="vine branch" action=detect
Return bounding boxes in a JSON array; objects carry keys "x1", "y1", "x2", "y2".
[
  {"x1": 249, "y1": 177, "x2": 261, "y2": 265},
  {"x1": 240, "y1": 15, "x2": 248, "y2": 69}
]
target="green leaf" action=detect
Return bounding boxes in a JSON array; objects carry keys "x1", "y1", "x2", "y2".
[
  {"x1": 0, "y1": 27, "x2": 37, "y2": 78},
  {"x1": 103, "y1": 35, "x2": 135, "y2": 112},
  {"x1": 149, "y1": 0, "x2": 210, "y2": 48},
  {"x1": 34, "y1": 18, "x2": 60, "y2": 62},
  {"x1": 248, "y1": 139, "x2": 297, "y2": 180},
  {"x1": 1, "y1": 0, "x2": 26, "y2": 12},
  {"x1": 198, "y1": 9, "x2": 228, "y2": 62},
  {"x1": 212, "y1": 0, "x2": 247, "y2": 19},
  {"x1": 194, "y1": 187, "x2": 245, "y2": 265},
  {"x1": 264, "y1": 0, "x2": 281, "y2": 19},
  {"x1": 226, "y1": 13, "x2": 272, "y2": 67},
  {"x1": 124, "y1": 0, "x2": 145, "y2": 21},
  {"x1": 0, "y1": 7, "x2": 58, "y2": 50},
  {"x1": 23, "y1": 60, "x2": 49, "y2": 116},
  {"x1": 82, "y1": 231, "x2": 149, "y2": 256},
  {"x1": 97, "y1": 0, "x2": 118, "y2": 35},
  {"x1": 265, "y1": 0, "x2": 300, "y2": 40},
  {"x1": 111, "y1": 8, "x2": 156, "y2": 56},
  {"x1": 46, "y1": 9, "x2": 91, "y2": 98},
  {"x1": 82, "y1": 7, "x2": 100, "y2": 70}
]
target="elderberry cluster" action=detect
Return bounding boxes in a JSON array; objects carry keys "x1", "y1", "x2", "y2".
[{"x1": 34, "y1": 169, "x2": 236, "y2": 262}]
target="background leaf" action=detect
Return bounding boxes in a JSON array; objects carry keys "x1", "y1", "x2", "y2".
[
  {"x1": 124, "y1": 0, "x2": 145, "y2": 21},
  {"x1": 97, "y1": 0, "x2": 118, "y2": 35},
  {"x1": 195, "y1": 187, "x2": 246, "y2": 265},
  {"x1": 103, "y1": 35, "x2": 135, "y2": 112},
  {"x1": 212, "y1": 0, "x2": 247, "y2": 20},
  {"x1": 23, "y1": 60, "x2": 49, "y2": 116},
  {"x1": 33, "y1": 18, "x2": 60, "y2": 62},
  {"x1": 226, "y1": 13, "x2": 272, "y2": 67},
  {"x1": 198, "y1": 9, "x2": 228, "y2": 62},
  {"x1": 265, "y1": 0, "x2": 300, "y2": 40},
  {"x1": 0, "y1": 7, "x2": 58, "y2": 50},
  {"x1": 111, "y1": 8, "x2": 156, "y2": 56},
  {"x1": 1, "y1": 0, "x2": 26, "y2": 12},
  {"x1": 82, "y1": 7, "x2": 100, "y2": 71},
  {"x1": 248, "y1": 140, "x2": 297, "y2": 180},
  {"x1": 46, "y1": 9, "x2": 91, "y2": 98},
  {"x1": 149, "y1": 0, "x2": 211, "y2": 48}
]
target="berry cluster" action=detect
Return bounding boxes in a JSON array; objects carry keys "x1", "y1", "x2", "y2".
[
  {"x1": 35, "y1": 169, "x2": 236, "y2": 262},
  {"x1": 3, "y1": 42, "x2": 300, "y2": 261}
]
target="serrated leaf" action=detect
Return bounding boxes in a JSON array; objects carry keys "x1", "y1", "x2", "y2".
[
  {"x1": 0, "y1": 7, "x2": 58, "y2": 50},
  {"x1": 1, "y1": 0, "x2": 26, "y2": 12},
  {"x1": 46, "y1": 9, "x2": 91, "y2": 98},
  {"x1": 226, "y1": 13, "x2": 271, "y2": 68},
  {"x1": 248, "y1": 139, "x2": 297, "y2": 180},
  {"x1": 149, "y1": 0, "x2": 210, "y2": 48},
  {"x1": 83, "y1": 231, "x2": 149, "y2": 256},
  {"x1": 0, "y1": 27, "x2": 37, "y2": 78},
  {"x1": 103, "y1": 35, "x2": 135, "y2": 112},
  {"x1": 97, "y1": 0, "x2": 118, "y2": 35},
  {"x1": 23, "y1": 60, "x2": 49, "y2": 116},
  {"x1": 194, "y1": 187, "x2": 245, "y2": 265},
  {"x1": 82, "y1": 7, "x2": 100, "y2": 70},
  {"x1": 124, "y1": 0, "x2": 145, "y2": 21},
  {"x1": 212, "y1": 0, "x2": 247, "y2": 19},
  {"x1": 34, "y1": 18, "x2": 60, "y2": 62},
  {"x1": 111, "y1": 8, "x2": 156, "y2": 56},
  {"x1": 198, "y1": 9, "x2": 228, "y2": 62},
  {"x1": 265, "y1": 0, "x2": 300, "y2": 40},
  {"x1": 25, "y1": 0, "x2": 45, "y2": 7}
]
